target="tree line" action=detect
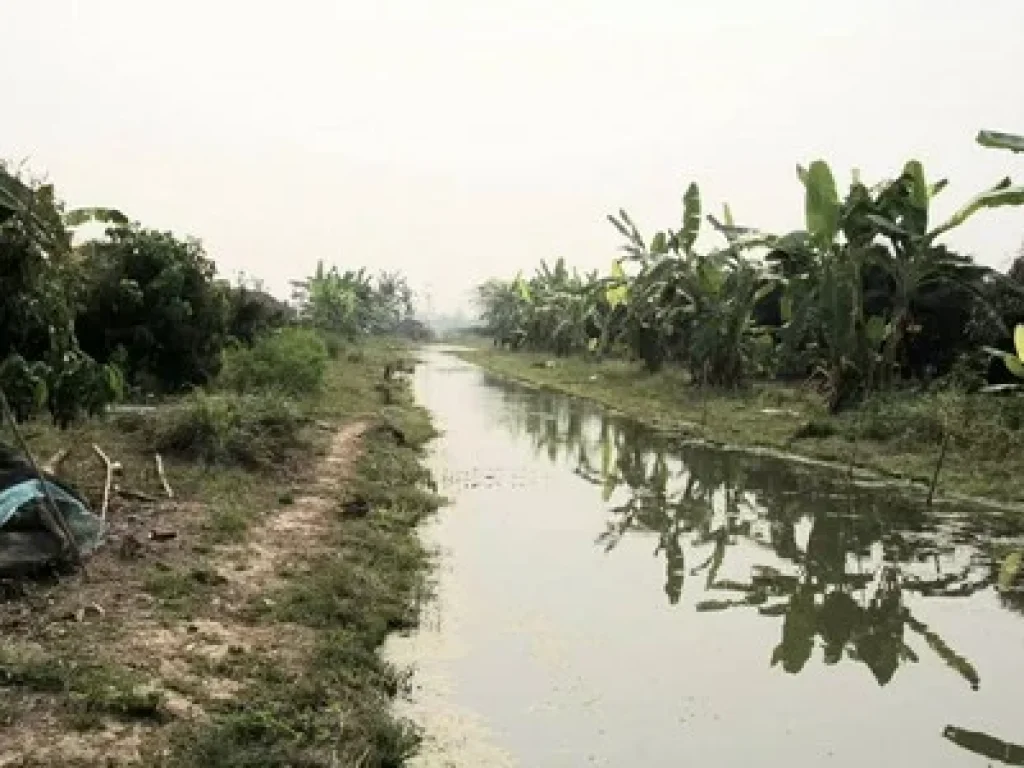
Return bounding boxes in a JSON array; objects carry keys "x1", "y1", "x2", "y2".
[
  {"x1": 476, "y1": 130, "x2": 1024, "y2": 411},
  {"x1": 0, "y1": 163, "x2": 426, "y2": 427}
]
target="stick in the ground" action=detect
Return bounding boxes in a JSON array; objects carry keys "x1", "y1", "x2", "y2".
[
  {"x1": 42, "y1": 447, "x2": 71, "y2": 475},
  {"x1": 92, "y1": 443, "x2": 114, "y2": 520},
  {"x1": 927, "y1": 430, "x2": 950, "y2": 508},
  {"x1": 0, "y1": 391, "x2": 82, "y2": 564},
  {"x1": 155, "y1": 453, "x2": 174, "y2": 499}
]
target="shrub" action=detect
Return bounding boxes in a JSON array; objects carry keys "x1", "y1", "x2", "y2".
[
  {"x1": 224, "y1": 284, "x2": 292, "y2": 345},
  {"x1": 218, "y1": 328, "x2": 328, "y2": 397},
  {"x1": 151, "y1": 392, "x2": 309, "y2": 470}
]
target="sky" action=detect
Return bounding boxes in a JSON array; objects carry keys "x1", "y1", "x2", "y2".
[{"x1": 4, "y1": 1, "x2": 1024, "y2": 315}]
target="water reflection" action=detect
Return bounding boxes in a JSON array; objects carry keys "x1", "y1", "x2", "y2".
[
  {"x1": 943, "y1": 726, "x2": 1024, "y2": 766},
  {"x1": 492, "y1": 378, "x2": 1024, "y2": 694}
]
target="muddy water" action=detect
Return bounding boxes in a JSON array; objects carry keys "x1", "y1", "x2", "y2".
[{"x1": 388, "y1": 349, "x2": 1024, "y2": 767}]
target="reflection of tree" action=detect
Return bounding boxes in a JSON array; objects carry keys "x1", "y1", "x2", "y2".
[
  {"x1": 496, "y1": 378, "x2": 1017, "y2": 688},
  {"x1": 943, "y1": 726, "x2": 1024, "y2": 766}
]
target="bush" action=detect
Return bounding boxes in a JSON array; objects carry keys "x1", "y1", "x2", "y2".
[
  {"x1": 151, "y1": 392, "x2": 309, "y2": 470},
  {"x1": 218, "y1": 328, "x2": 328, "y2": 397}
]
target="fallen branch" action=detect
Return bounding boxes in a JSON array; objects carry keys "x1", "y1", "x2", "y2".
[
  {"x1": 155, "y1": 453, "x2": 174, "y2": 499},
  {"x1": 92, "y1": 443, "x2": 114, "y2": 520},
  {"x1": 42, "y1": 447, "x2": 71, "y2": 475},
  {"x1": 116, "y1": 486, "x2": 159, "y2": 503}
]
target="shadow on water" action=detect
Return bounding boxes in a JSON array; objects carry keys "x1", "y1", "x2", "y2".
[{"x1": 484, "y1": 372, "x2": 1024, "y2": 762}]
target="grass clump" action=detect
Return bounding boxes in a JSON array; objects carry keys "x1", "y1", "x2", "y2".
[
  {"x1": 219, "y1": 328, "x2": 329, "y2": 398},
  {"x1": 143, "y1": 563, "x2": 227, "y2": 613},
  {"x1": 151, "y1": 392, "x2": 309, "y2": 470},
  {"x1": 0, "y1": 643, "x2": 163, "y2": 725}
]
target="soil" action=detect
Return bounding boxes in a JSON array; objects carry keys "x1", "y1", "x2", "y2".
[{"x1": 0, "y1": 421, "x2": 367, "y2": 766}]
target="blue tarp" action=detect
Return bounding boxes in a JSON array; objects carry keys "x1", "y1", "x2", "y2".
[{"x1": 0, "y1": 479, "x2": 105, "y2": 553}]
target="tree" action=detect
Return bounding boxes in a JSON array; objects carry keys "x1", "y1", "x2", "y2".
[
  {"x1": 0, "y1": 165, "x2": 124, "y2": 425},
  {"x1": 74, "y1": 225, "x2": 229, "y2": 392}
]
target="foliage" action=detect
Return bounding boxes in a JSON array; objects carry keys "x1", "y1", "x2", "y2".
[
  {"x1": 476, "y1": 258, "x2": 601, "y2": 356},
  {"x1": 224, "y1": 277, "x2": 293, "y2": 345},
  {"x1": 150, "y1": 392, "x2": 309, "y2": 470},
  {"x1": 74, "y1": 225, "x2": 229, "y2": 393},
  {"x1": 0, "y1": 354, "x2": 49, "y2": 422},
  {"x1": 0, "y1": 166, "x2": 125, "y2": 424},
  {"x1": 0, "y1": 166, "x2": 77, "y2": 364},
  {"x1": 218, "y1": 327, "x2": 329, "y2": 397},
  {"x1": 46, "y1": 349, "x2": 125, "y2": 428},
  {"x1": 293, "y1": 262, "x2": 416, "y2": 339},
  {"x1": 476, "y1": 143, "x2": 1024, "y2": 408}
]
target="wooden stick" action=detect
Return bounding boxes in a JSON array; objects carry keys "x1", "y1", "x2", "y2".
[
  {"x1": 0, "y1": 391, "x2": 82, "y2": 564},
  {"x1": 155, "y1": 453, "x2": 174, "y2": 499},
  {"x1": 116, "y1": 486, "x2": 158, "y2": 503},
  {"x1": 92, "y1": 443, "x2": 113, "y2": 520},
  {"x1": 42, "y1": 447, "x2": 71, "y2": 474},
  {"x1": 927, "y1": 430, "x2": 950, "y2": 508}
]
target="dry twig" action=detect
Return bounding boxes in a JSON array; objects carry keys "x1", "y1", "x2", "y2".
[
  {"x1": 92, "y1": 443, "x2": 114, "y2": 520},
  {"x1": 155, "y1": 453, "x2": 174, "y2": 499}
]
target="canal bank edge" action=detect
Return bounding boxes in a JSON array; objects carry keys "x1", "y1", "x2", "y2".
[
  {"x1": 455, "y1": 347, "x2": 1024, "y2": 511},
  {"x1": 0, "y1": 340, "x2": 441, "y2": 766}
]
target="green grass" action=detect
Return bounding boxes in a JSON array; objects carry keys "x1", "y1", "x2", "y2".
[
  {"x1": 165, "y1": 407, "x2": 440, "y2": 768},
  {"x1": 5, "y1": 336, "x2": 440, "y2": 766},
  {"x1": 0, "y1": 642, "x2": 164, "y2": 727},
  {"x1": 459, "y1": 348, "x2": 1024, "y2": 505}
]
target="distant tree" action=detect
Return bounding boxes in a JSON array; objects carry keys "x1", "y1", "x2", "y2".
[{"x1": 224, "y1": 276, "x2": 293, "y2": 345}]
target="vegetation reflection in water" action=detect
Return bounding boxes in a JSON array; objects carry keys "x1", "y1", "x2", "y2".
[{"x1": 487, "y1": 374, "x2": 1024, "y2": 765}]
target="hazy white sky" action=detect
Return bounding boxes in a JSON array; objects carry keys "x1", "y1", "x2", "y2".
[{"x1": 5, "y1": 1, "x2": 1024, "y2": 312}]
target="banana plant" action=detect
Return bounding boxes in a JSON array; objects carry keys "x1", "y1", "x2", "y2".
[
  {"x1": 983, "y1": 324, "x2": 1024, "y2": 386},
  {"x1": 778, "y1": 161, "x2": 882, "y2": 410},
  {"x1": 860, "y1": 161, "x2": 1000, "y2": 378}
]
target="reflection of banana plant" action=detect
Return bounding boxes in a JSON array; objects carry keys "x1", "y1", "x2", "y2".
[
  {"x1": 977, "y1": 130, "x2": 1024, "y2": 154},
  {"x1": 998, "y1": 548, "x2": 1022, "y2": 594},
  {"x1": 574, "y1": 405, "x2": 990, "y2": 687},
  {"x1": 943, "y1": 725, "x2": 1024, "y2": 766},
  {"x1": 494, "y1": 375, "x2": 1015, "y2": 688}
]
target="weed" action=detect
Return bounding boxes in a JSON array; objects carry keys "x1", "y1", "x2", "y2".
[
  {"x1": 143, "y1": 564, "x2": 226, "y2": 612},
  {"x1": 151, "y1": 392, "x2": 309, "y2": 470},
  {"x1": 219, "y1": 328, "x2": 329, "y2": 398},
  {"x1": 204, "y1": 504, "x2": 252, "y2": 544},
  {"x1": 0, "y1": 644, "x2": 163, "y2": 724}
]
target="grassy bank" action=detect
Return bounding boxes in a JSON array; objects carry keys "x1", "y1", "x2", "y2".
[
  {"x1": 0, "y1": 339, "x2": 439, "y2": 766},
  {"x1": 458, "y1": 347, "x2": 1024, "y2": 505}
]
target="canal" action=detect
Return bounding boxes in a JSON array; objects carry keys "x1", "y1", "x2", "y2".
[{"x1": 388, "y1": 349, "x2": 1024, "y2": 767}]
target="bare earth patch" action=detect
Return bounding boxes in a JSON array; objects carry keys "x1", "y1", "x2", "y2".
[{"x1": 0, "y1": 421, "x2": 367, "y2": 766}]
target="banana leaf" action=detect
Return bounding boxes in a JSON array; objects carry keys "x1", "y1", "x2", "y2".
[
  {"x1": 977, "y1": 130, "x2": 1024, "y2": 153},
  {"x1": 64, "y1": 207, "x2": 129, "y2": 227},
  {"x1": 929, "y1": 178, "x2": 1024, "y2": 241},
  {"x1": 679, "y1": 182, "x2": 701, "y2": 254},
  {"x1": 803, "y1": 161, "x2": 841, "y2": 249}
]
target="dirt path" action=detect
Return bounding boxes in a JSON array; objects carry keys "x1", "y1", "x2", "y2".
[{"x1": 0, "y1": 421, "x2": 367, "y2": 766}]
